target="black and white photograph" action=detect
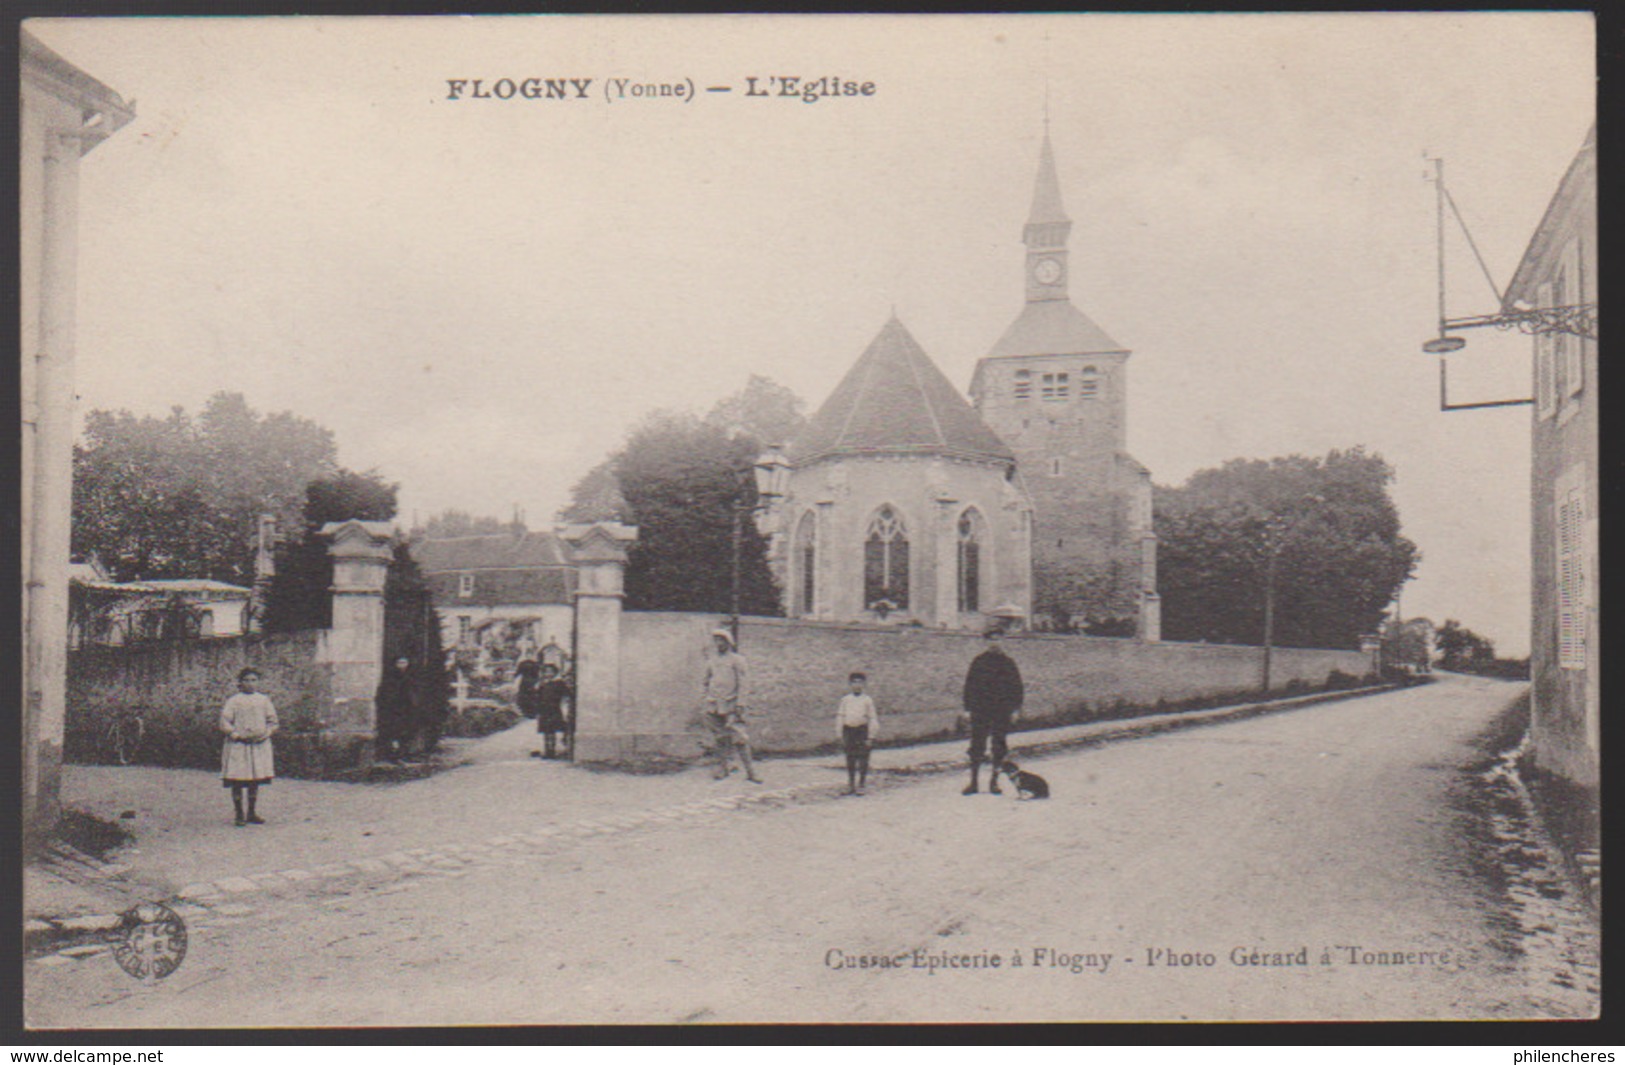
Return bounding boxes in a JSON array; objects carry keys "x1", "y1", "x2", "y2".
[{"x1": 18, "y1": 13, "x2": 1598, "y2": 1027}]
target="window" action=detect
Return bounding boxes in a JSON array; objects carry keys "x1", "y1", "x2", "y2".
[
  {"x1": 1557, "y1": 480, "x2": 1587, "y2": 669},
  {"x1": 457, "y1": 616, "x2": 472, "y2": 644},
  {"x1": 458, "y1": 573, "x2": 475, "y2": 598},
  {"x1": 957, "y1": 510, "x2": 983, "y2": 614},
  {"x1": 1013, "y1": 370, "x2": 1032, "y2": 400},
  {"x1": 794, "y1": 511, "x2": 817, "y2": 618},
  {"x1": 863, "y1": 506, "x2": 910, "y2": 612},
  {"x1": 1041, "y1": 372, "x2": 1070, "y2": 400},
  {"x1": 1050, "y1": 457, "x2": 1063, "y2": 477},
  {"x1": 1078, "y1": 368, "x2": 1100, "y2": 399}
]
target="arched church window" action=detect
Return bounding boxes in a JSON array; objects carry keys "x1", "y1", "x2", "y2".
[
  {"x1": 793, "y1": 511, "x2": 817, "y2": 617},
  {"x1": 864, "y1": 506, "x2": 910, "y2": 613},
  {"x1": 957, "y1": 510, "x2": 984, "y2": 615},
  {"x1": 1078, "y1": 367, "x2": 1101, "y2": 399},
  {"x1": 1013, "y1": 371, "x2": 1032, "y2": 400}
]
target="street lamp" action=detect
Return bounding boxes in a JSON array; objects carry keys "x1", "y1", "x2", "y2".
[
  {"x1": 730, "y1": 446, "x2": 790, "y2": 646},
  {"x1": 1260, "y1": 494, "x2": 1324, "y2": 694}
]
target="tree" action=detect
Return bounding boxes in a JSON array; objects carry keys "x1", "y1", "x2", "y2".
[
  {"x1": 415, "y1": 509, "x2": 521, "y2": 539},
  {"x1": 383, "y1": 540, "x2": 449, "y2": 753},
  {"x1": 72, "y1": 392, "x2": 338, "y2": 585},
  {"x1": 263, "y1": 469, "x2": 399, "y2": 632},
  {"x1": 1434, "y1": 618, "x2": 1497, "y2": 673},
  {"x1": 1154, "y1": 449, "x2": 1419, "y2": 649},
  {"x1": 703, "y1": 374, "x2": 808, "y2": 448},
  {"x1": 1380, "y1": 616, "x2": 1434, "y2": 674},
  {"x1": 558, "y1": 375, "x2": 806, "y2": 526},
  {"x1": 615, "y1": 411, "x2": 780, "y2": 615},
  {"x1": 558, "y1": 457, "x2": 630, "y2": 524}
]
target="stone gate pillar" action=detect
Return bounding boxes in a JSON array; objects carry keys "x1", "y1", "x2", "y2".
[
  {"x1": 319, "y1": 520, "x2": 394, "y2": 745},
  {"x1": 559, "y1": 522, "x2": 638, "y2": 762}
]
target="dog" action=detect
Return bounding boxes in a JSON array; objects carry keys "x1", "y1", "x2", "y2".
[{"x1": 1000, "y1": 760, "x2": 1050, "y2": 800}]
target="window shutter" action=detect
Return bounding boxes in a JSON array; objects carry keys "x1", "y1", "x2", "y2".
[
  {"x1": 1557, "y1": 485, "x2": 1586, "y2": 669},
  {"x1": 1564, "y1": 244, "x2": 1585, "y2": 397},
  {"x1": 1536, "y1": 282, "x2": 1556, "y2": 417}
]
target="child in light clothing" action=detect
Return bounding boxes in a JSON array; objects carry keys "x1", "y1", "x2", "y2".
[
  {"x1": 220, "y1": 667, "x2": 278, "y2": 826},
  {"x1": 835, "y1": 672, "x2": 880, "y2": 795}
]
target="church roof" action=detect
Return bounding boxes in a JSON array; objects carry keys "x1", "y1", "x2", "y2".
[
  {"x1": 985, "y1": 298, "x2": 1127, "y2": 360},
  {"x1": 790, "y1": 316, "x2": 1015, "y2": 466},
  {"x1": 1027, "y1": 133, "x2": 1070, "y2": 227}
]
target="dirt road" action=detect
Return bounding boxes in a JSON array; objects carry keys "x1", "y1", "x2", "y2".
[{"x1": 25, "y1": 675, "x2": 1597, "y2": 1026}]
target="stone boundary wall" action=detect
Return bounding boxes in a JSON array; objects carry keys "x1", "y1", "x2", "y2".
[
  {"x1": 64, "y1": 631, "x2": 369, "y2": 777},
  {"x1": 611, "y1": 613, "x2": 1373, "y2": 758}
]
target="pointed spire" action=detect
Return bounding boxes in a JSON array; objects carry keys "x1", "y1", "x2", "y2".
[{"x1": 1027, "y1": 132, "x2": 1069, "y2": 228}]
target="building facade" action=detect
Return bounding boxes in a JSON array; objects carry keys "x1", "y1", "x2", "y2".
[
  {"x1": 68, "y1": 566, "x2": 253, "y2": 649},
  {"x1": 22, "y1": 29, "x2": 134, "y2": 844},
  {"x1": 772, "y1": 316, "x2": 1035, "y2": 629},
  {"x1": 1506, "y1": 126, "x2": 1597, "y2": 792},
  {"x1": 415, "y1": 530, "x2": 577, "y2": 658},
  {"x1": 764, "y1": 133, "x2": 1157, "y2": 633},
  {"x1": 969, "y1": 134, "x2": 1157, "y2": 633}
]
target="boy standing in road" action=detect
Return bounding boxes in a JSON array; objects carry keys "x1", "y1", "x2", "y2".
[{"x1": 835, "y1": 671, "x2": 880, "y2": 795}]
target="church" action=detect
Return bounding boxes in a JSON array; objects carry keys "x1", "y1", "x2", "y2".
[{"x1": 766, "y1": 133, "x2": 1159, "y2": 636}]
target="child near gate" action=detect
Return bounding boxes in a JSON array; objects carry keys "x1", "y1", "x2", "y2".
[{"x1": 220, "y1": 667, "x2": 278, "y2": 826}]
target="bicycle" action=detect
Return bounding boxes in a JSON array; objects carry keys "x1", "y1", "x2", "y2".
[{"x1": 104, "y1": 707, "x2": 147, "y2": 766}]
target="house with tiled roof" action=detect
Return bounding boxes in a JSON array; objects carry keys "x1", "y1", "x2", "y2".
[
  {"x1": 415, "y1": 530, "x2": 577, "y2": 657},
  {"x1": 67, "y1": 557, "x2": 253, "y2": 648},
  {"x1": 767, "y1": 131, "x2": 1158, "y2": 634}
]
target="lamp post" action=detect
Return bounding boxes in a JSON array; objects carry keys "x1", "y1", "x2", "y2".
[
  {"x1": 730, "y1": 446, "x2": 790, "y2": 646},
  {"x1": 1260, "y1": 495, "x2": 1325, "y2": 694}
]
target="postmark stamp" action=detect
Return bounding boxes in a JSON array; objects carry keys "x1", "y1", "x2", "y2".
[{"x1": 110, "y1": 902, "x2": 188, "y2": 981}]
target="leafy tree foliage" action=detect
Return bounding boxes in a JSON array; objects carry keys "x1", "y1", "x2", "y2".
[
  {"x1": 263, "y1": 470, "x2": 399, "y2": 632},
  {"x1": 1379, "y1": 616, "x2": 1435, "y2": 672},
  {"x1": 72, "y1": 393, "x2": 337, "y2": 584},
  {"x1": 615, "y1": 411, "x2": 780, "y2": 615},
  {"x1": 558, "y1": 457, "x2": 629, "y2": 523},
  {"x1": 559, "y1": 375, "x2": 806, "y2": 527},
  {"x1": 383, "y1": 540, "x2": 450, "y2": 752},
  {"x1": 414, "y1": 509, "x2": 521, "y2": 539},
  {"x1": 702, "y1": 374, "x2": 808, "y2": 448},
  {"x1": 1154, "y1": 449, "x2": 1419, "y2": 649},
  {"x1": 557, "y1": 376, "x2": 805, "y2": 615},
  {"x1": 1433, "y1": 618, "x2": 1497, "y2": 673}
]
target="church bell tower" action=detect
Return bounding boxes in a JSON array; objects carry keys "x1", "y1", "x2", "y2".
[
  {"x1": 969, "y1": 131, "x2": 1157, "y2": 634},
  {"x1": 1024, "y1": 135, "x2": 1072, "y2": 304}
]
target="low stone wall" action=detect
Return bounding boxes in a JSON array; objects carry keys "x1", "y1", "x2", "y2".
[
  {"x1": 65, "y1": 632, "x2": 370, "y2": 777},
  {"x1": 601, "y1": 613, "x2": 1373, "y2": 759}
]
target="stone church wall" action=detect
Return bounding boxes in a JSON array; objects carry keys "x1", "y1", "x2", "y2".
[{"x1": 603, "y1": 611, "x2": 1371, "y2": 759}]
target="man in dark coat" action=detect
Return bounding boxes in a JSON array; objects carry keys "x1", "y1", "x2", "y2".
[
  {"x1": 961, "y1": 627, "x2": 1024, "y2": 795},
  {"x1": 374, "y1": 656, "x2": 417, "y2": 762}
]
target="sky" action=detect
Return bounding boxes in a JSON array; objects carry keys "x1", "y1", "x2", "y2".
[{"x1": 31, "y1": 13, "x2": 1595, "y2": 656}]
